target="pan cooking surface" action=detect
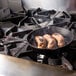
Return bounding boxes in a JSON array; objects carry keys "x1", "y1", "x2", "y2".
[
  {"x1": 31, "y1": 34, "x2": 67, "y2": 49},
  {"x1": 27, "y1": 26, "x2": 73, "y2": 50}
]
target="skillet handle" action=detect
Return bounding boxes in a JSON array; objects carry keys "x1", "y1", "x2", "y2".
[{"x1": 12, "y1": 29, "x2": 33, "y2": 38}]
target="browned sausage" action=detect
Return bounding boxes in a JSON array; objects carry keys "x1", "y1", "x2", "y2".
[
  {"x1": 35, "y1": 36, "x2": 47, "y2": 48},
  {"x1": 52, "y1": 33, "x2": 65, "y2": 47},
  {"x1": 43, "y1": 34, "x2": 56, "y2": 49}
]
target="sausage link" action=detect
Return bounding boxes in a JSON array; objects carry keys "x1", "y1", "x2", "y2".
[
  {"x1": 52, "y1": 33, "x2": 65, "y2": 47},
  {"x1": 35, "y1": 36, "x2": 47, "y2": 48},
  {"x1": 43, "y1": 34, "x2": 56, "y2": 49}
]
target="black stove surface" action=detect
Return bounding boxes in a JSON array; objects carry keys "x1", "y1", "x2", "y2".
[{"x1": 0, "y1": 8, "x2": 76, "y2": 70}]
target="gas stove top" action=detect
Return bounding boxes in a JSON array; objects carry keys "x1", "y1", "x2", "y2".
[{"x1": 0, "y1": 8, "x2": 76, "y2": 70}]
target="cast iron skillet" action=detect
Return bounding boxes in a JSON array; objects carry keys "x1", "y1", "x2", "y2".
[{"x1": 27, "y1": 23, "x2": 74, "y2": 53}]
